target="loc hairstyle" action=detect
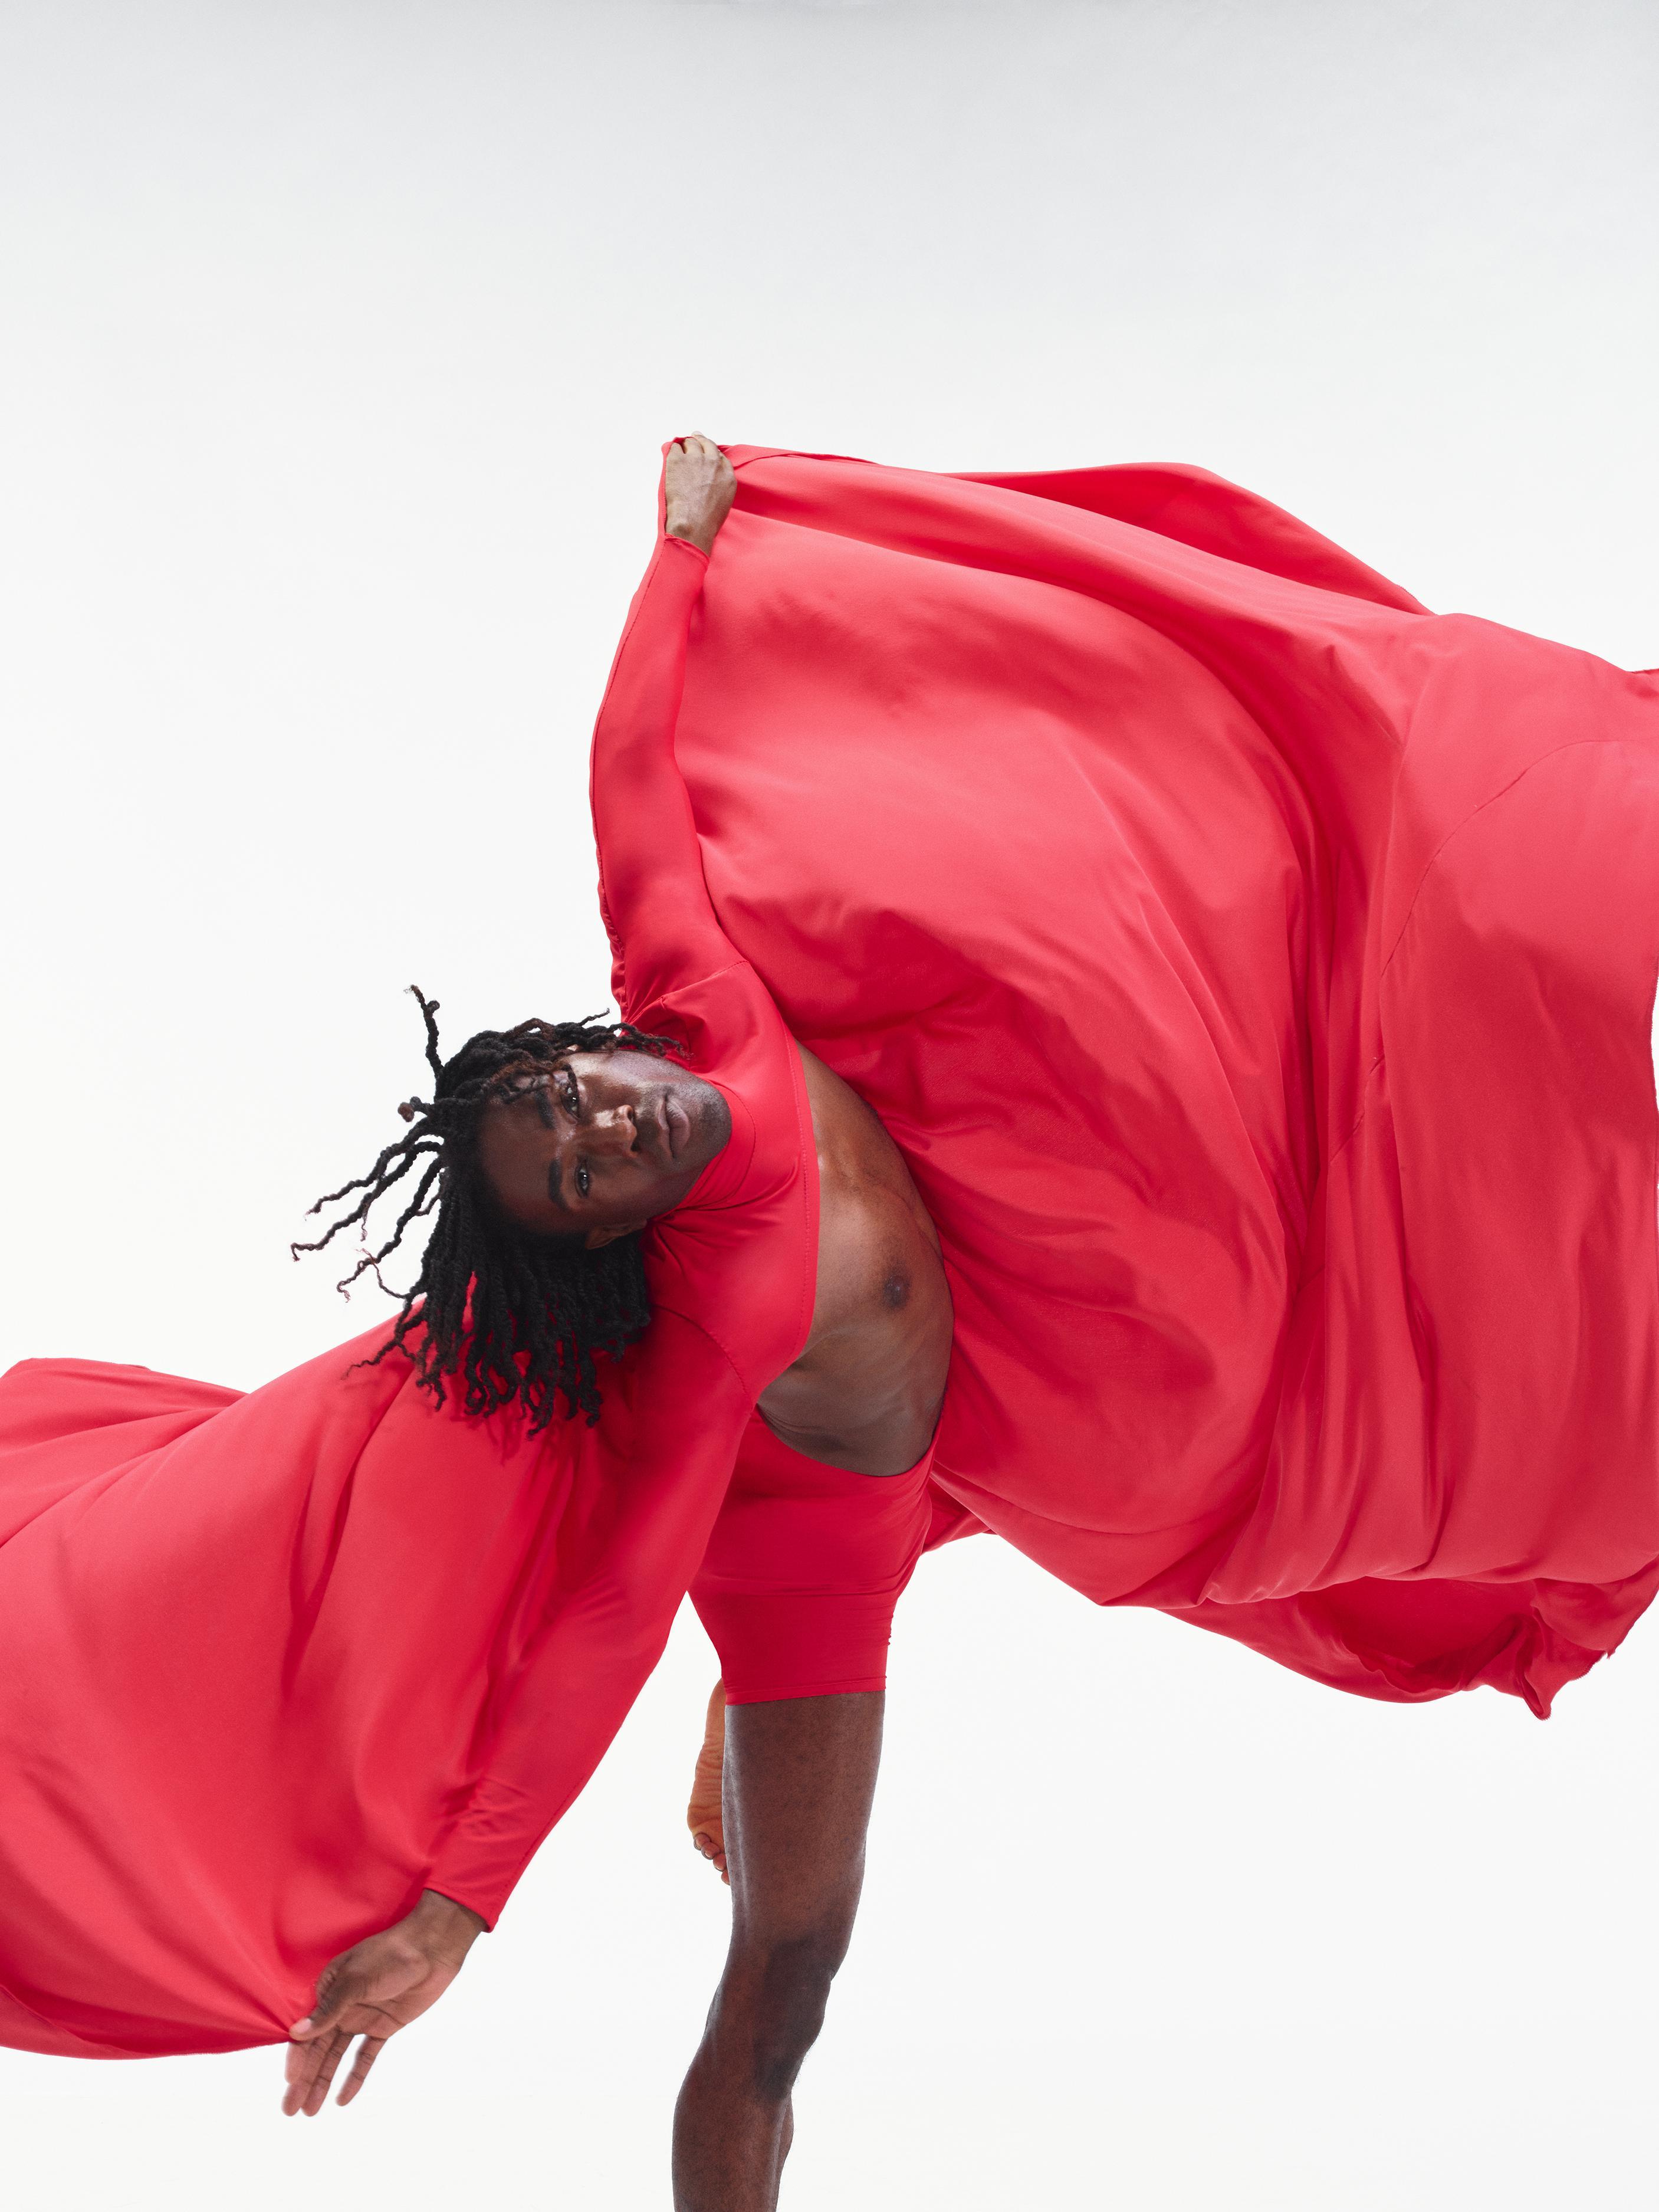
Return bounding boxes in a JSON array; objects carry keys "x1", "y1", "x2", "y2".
[{"x1": 294, "y1": 986, "x2": 681, "y2": 1429}]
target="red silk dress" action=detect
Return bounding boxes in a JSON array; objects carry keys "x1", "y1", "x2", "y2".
[
  {"x1": 676, "y1": 447, "x2": 1659, "y2": 1718},
  {"x1": 0, "y1": 531, "x2": 927, "y2": 2060},
  {"x1": 6, "y1": 452, "x2": 1658, "y2": 2062}
]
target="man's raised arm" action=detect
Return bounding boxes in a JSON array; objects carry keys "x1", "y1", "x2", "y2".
[{"x1": 592, "y1": 434, "x2": 740, "y2": 1016}]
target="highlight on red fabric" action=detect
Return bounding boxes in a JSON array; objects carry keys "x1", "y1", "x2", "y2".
[
  {"x1": 675, "y1": 445, "x2": 1659, "y2": 1717},
  {"x1": 4, "y1": 448, "x2": 1658, "y2": 2065}
]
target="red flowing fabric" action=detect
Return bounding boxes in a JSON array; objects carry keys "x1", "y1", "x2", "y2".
[
  {"x1": 675, "y1": 447, "x2": 1659, "y2": 1716},
  {"x1": 6, "y1": 451, "x2": 1658, "y2": 2065},
  {"x1": 0, "y1": 534, "x2": 845, "y2": 2056}
]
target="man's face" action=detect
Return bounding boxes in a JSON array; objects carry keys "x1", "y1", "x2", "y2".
[{"x1": 476, "y1": 1048, "x2": 731, "y2": 1248}]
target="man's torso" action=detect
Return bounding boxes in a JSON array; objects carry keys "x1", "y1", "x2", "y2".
[{"x1": 757, "y1": 1047, "x2": 951, "y2": 1476}]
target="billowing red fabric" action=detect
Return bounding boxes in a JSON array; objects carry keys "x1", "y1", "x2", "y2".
[
  {"x1": 675, "y1": 448, "x2": 1659, "y2": 1717},
  {"x1": 0, "y1": 533, "x2": 840, "y2": 2055},
  {"x1": 6, "y1": 451, "x2": 1658, "y2": 2066}
]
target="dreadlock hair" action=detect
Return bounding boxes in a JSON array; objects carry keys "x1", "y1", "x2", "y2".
[{"x1": 293, "y1": 986, "x2": 682, "y2": 1429}]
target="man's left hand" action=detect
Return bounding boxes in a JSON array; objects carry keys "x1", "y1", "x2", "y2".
[{"x1": 281, "y1": 1886, "x2": 487, "y2": 2116}]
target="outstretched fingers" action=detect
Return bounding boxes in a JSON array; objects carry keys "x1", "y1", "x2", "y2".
[
  {"x1": 276, "y1": 1892, "x2": 480, "y2": 2119},
  {"x1": 336, "y1": 2034, "x2": 389, "y2": 2107},
  {"x1": 284, "y1": 2023, "x2": 351, "y2": 2117},
  {"x1": 282, "y1": 1970, "x2": 386, "y2": 2117},
  {"x1": 284, "y1": 2007, "x2": 396, "y2": 2116}
]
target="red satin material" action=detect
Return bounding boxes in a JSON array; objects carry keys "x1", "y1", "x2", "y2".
[
  {"x1": 7, "y1": 453, "x2": 1659, "y2": 2064},
  {"x1": 0, "y1": 532, "x2": 831, "y2": 2052},
  {"x1": 675, "y1": 448, "x2": 1659, "y2": 1717}
]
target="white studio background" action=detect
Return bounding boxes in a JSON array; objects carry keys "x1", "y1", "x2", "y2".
[{"x1": 2, "y1": 2, "x2": 1656, "y2": 2207}]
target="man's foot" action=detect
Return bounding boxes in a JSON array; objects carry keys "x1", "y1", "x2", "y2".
[
  {"x1": 687, "y1": 1678, "x2": 729, "y2": 1883},
  {"x1": 664, "y1": 433, "x2": 736, "y2": 556}
]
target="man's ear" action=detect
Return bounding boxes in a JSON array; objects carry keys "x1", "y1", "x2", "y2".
[{"x1": 584, "y1": 1220, "x2": 648, "y2": 1252}]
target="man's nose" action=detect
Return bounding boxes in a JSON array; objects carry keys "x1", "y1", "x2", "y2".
[{"x1": 577, "y1": 1106, "x2": 637, "y2": 1157}]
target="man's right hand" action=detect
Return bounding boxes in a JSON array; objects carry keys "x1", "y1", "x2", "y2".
[
  {"x1": 281, "y1": 1886, "x2": 487, "y2": 2116},
  {"x1": 665, "y1": 434, "x2": 737, "y2": 556}
]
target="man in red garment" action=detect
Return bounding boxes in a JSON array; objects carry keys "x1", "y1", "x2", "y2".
[
  {"x1": 281, "y1": 422, "x2": 1659, "y2": 2207},
  {"x1": 283, "y1": 439, "x2": 951, "y2": 2212}
]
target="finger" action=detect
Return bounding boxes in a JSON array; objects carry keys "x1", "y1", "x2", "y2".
[
  {"x1": 291, "y1": 1966, "x2": 366, "y2": 2039},
  {"x1": 302, "y1": 2027, "x2": 354, "y2": 2118},
  {"x1": 336, "y1": 2035, "x2": 387, "y2": 2107},
  {"x1": 281, "y1": 2044, "x2": 317, "y2": 2118},
  {"x1": 282, "y1": 2032, "x2": 331, "y2": 2118},
  {"x1": 291, "y1": 1973, "x2": 344, "y2": 2040}
]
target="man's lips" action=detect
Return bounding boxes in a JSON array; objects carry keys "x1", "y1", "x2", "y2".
[{"x1": 663, "y1": 1094, "x2": 690, "y2": 1161}]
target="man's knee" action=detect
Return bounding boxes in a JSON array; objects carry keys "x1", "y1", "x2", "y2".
[{"x1": 725, "y1": 1932, "x2": 846, "y2": 2101}]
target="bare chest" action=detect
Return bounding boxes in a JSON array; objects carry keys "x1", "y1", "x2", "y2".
[{"x1": 756, "y1": 1048, "x2": 952, "y2": 1476}]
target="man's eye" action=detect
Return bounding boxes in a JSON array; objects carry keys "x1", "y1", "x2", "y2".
[
  {"x1": 576, "y1": 1161, "x2": 590, "y2": 1197},
  {"x1": 563, "y1": 1072, "x2": 581, "y2": 1116}
]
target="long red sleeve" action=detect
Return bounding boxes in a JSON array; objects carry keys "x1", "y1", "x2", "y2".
[
  {"x1": 424, "y1": 1312, "x2": 752, "y2": 1926},
  {"x1": 590, "y1": 532, "x2": 735, "y2": 1018},
  {"x1": 422, "y1": 525, "x2": 821, "y2": 1924},
  {"x1": 10, "y1": 449, "x2": 1659, "y2": 2066},
  {"x1": 0, "y1": 492, "x2": 832, "y2": 2056}
]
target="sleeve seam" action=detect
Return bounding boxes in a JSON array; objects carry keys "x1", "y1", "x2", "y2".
[{"x1": 648, "y1": 1301, "x2": 754, "y2": 1398}]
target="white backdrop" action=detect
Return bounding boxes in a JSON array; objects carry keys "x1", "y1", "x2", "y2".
[{"x1": 2, "y1": 3, "x2": 1657, "y2": 2206}]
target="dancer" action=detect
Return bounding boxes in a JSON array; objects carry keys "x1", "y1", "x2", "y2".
[
  {"x1": 300, "y1": 438, "x2": 1659, "y2": 2208},
  {"x1": 6, "y1": 436, "x2": 1658, "y2": 2212},
  {"x1": 278, "y1": 443, "x2": 953, "y2": 2210},
  {"x1": 0, "y1": 439, "x2": 948, "y2": 2212}
]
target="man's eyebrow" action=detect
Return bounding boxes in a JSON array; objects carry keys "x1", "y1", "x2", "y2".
[{"x1": 523, "y1": 1078, "x2": 567, "y2": 1207}]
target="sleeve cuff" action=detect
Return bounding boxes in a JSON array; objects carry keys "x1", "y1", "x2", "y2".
[{"x1": 661, "y1": 530, "x2": 711, "y2": 566}]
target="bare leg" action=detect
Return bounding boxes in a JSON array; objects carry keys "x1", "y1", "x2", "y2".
[{"x1": 672, "y1": 1692, "x2": 883, "y2": 2212}]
